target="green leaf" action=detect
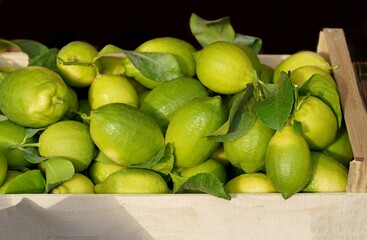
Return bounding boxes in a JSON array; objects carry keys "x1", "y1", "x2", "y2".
[
  {"x1": 208, "y1": 84, "x2": 257, "y2": 142},
  {"x1": 13, "y1": 39, "x2": 49, "y2": 59},
  {"x1": 170, "y1": 173, "x2": 188, "y2": 193},
  {"x1": 256, "y1": 72, "x2": 294, "y2": 131},
  {"x1": 131, "y1": 143, "x2": 174, "y2": 175},
  {"x1": 25, "y1": 127, "x2": 46, "y2": 139},
  {"x1": 189, "y1": 13, "x2": 235, "y2": 47},
  {"x1": 234, "y1": 33, "x2": 263, "y2": 54},
  {"x1": 175, "y1": 173, "x2": 231, "y2": 200},
  {"x1": 122, "y1": 50, "x2": 182, "y2": 82},
  {"x1": 39, "y1": 157, "x2": 75, "y2": 193},
  {"x1": 28, "y1": 48, "x2": 59, "y2": 72},
  {"x1": 22, "y1": 147, "x2": 47, "y2": 164},
  {"x1": 0, "y1": 169, "x2": 45, "y2": 194},
  {"x1": 299, "y1": 73, "x2": 342, "y2": 128}
]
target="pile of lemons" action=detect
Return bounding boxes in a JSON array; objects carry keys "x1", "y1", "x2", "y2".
[{"x1": 0, "y1": 14, "x2": 353, "y2": 199}]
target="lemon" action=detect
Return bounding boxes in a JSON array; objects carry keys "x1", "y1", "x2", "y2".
[
  {"x1": 63, "y1": 86, "x2": 79, "y2": 119},
  {"x1": 293, "y1": 96, "x2": 337, "y2": 150},
  {"x1": 89, "y1": 103, "x2": 165, "y2": 166},
  {"x1": 94, "y1": 168, "x2": 171, "y2": 194},
  {"x1": 51, "y1": 173, "x2": 95, "y2": 194},
  {"x1": 88, "y1": 73, "x2": 139, "y2": 109},
  {"x1": 224, "y1": 118, "x2": 275, "y2": 173},
  {"x1": 290, "y1": 65, "x2": 336, "y2": 88},
  {"x1": 225, "y1": 173, "x2": 277, "y2": 193},
  {"x1": 0, "y1": 119, "x2": 36, "y2": 169},
  {"x1": 322, "y1": 124, "x2": 353, "y2": 167},
  {"x1": 273, "y1": 50, "x2": 332, "y2": 84},
  {"x1": 56, "y1": 41, "x2": 98, "y2": 87},
  {"x1": 0, "y1": 149, "x2": 8, "y2": 186},
  {"x1": 194, "y1": 41, "x2": 255, "y2": 94},
  {"x1": 87, "y1": 160, "x2": 125, "y2": 185},
  {"x1": 165, "y1": 96, "x2": 227, "y2": 168},
  {"x1": 123, "y1": 37, "x2": 197, "y2": 89},
  {"x1": 265, "y1": 125, "x2": 312, "y2": 199},
  {"x1": 0, "y1": 66, "x2": 72, "y2": 128},
  {"x1": 38, "y1": 120, "x2": 97, "y2": 172},
  {"x1": 98, "y1": 56, "x2": 125, "y2": 75},
  {"x1": 302, "y1": 151, "x2": 348, "y2": 192},
  {"x1": 210, "y1": 143, "x2": 229, "y2": 167},
  {"x1": 140, "y1": 76, "x2": 209, "y2": 130},
  {"x1": 180, "y1": 158, "x2": 228, "y2": 184}
]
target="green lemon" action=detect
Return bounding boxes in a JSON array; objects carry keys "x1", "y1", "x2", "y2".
[
  {"x1": 224, "y1": 118, "x2": 275, "y2": 173},
  {"x1": 51, "y1": 173, "x2": 95, "y2": 194},
  {"x1": 87, "y1": 160, "x2": 125, "y2": 185},
  {"x1": 265, "y1": 125, "x2": 312, "y2": 199},
  {"x1": 123, "y1": 37, "x2": 197, "y2": 89},
  {"x1": 0, "y1": 149, "x2": 8, "y2": 186},
  {"x1": 290, "y1": 65, "x2": 336, "y2": 88},
  {"x1": 88, "y1": 73, "x2": 139, "y2": 109},
  {"x1": 89, "y1": 103, "x2": 165, "y2": 166},
  {"x1": 322, "y1": 124, "x2": 353, "y2": 167},
  {"x1": 0, "y1": 66, "x2": 72, "y2": 128},
  {"x1": 293, "y1": 96, "x2": 338, "y2": 150},
  {"x1": 302, "y1": 151, "x2": 348, "y2": 192},
  {"x1": 56, "y1": 41, "x2": 98, "y2": 87},
  {"x1": 38, "y1": 120, "x2": 97, "y2": 172},
  {"x1": 0, "y1": 119, "x2": 36, "y2": 169},
  {"x1": 210, "y1": 143, "x2": 230, "y2": 167},
  {"x1": 63, "y1": 86, "x2": 79, "y2": 119},
  {"x1": 94, "y1": 168, "x2": 171, "y2": 194},
  {"x1": 180, "y1": 158, "x2": 228, "y2": 184},
  {"x1": 98, "y1": 56, "x2": 125, "y2": 75},
  {"x1": 273, "y1": 50, "x2": 332, "y2": 84},
  {"x1": 165, "y1": 96, "x2": 227, "y2": 168},
  {"x1": 225, "y1": 173, "x2": 277, "y2": 193},
  {"x1": 140, "y1": 76, "x2": 209, "y2": 130},
  {"x1": 194, "y1": 41, "x2": 255, "y2": 94}
]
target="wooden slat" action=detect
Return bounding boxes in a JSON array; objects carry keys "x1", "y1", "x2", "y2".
[{"x1": 317, "y1": 28, "x2": 367, "y2": 192}]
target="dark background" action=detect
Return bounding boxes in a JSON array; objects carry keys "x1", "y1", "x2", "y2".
[{"x1": 1, "y1": 0, "x2": 366, "y2": 61}]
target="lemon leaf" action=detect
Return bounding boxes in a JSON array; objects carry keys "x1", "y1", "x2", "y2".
[
  {"x1": 256, "y1": 71, "x2": 294, "y2": 131},
  {"x1": 28, "y1": 48, "x2": 59, "y2": 72},
  {"x1": 208, "y1": 83, "x2": 257, "y2": 142},
  {"x1": 22, "y1": 147, "x2": 47, "y2": 164},
  {"x1": 40, "y1": 158, "x2": 75, "y2": 193},
  {"x1": 189, "y1": 13, "x2": 235, "y2": 47},
  {"x1": 234, "y1": 34, "x2": 263, "y2": 54},
  {"x1": 175, "y1": 172, "x2": 231, "y2": 200},
  {"x1": 0, "y1": 169, "x2": 45, "y2": 194},
  {"x1": 299, "y1": 73, "x2": 342, "y2": 128},
  {"x1": 131, "y1": 143, "x2": 174, "y2": 176},
  {"x1": 122, "y1": 50, "x2": 182, "y2": 82},
  {"x1": 0, "y1": 38, "x2": 18, "y2": 52},
  {"x1": 12, "y1": 39, "x2": 49, "y2": 59},
  {"x1": 170, "y1": 173, "x2": 188, "y2": 193}
]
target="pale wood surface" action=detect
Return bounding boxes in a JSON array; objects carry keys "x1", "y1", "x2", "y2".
[{"x1": 0, "y1": 194, "x2": 366, "y2": 239}]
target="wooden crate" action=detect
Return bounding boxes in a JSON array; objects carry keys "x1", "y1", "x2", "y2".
[{"x1": 0, "y1": 28, "x2": 367, "y2": 240}]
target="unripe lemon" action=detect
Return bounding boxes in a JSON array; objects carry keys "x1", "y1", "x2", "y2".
[
  {"x1": 165, "y1": 96, "x2": 227, "y2": 168},
  {"x1": 140, "y1": 76, "x2": 209, "y2": 130},
  {"x1": 38, "y1": 120, "x2": 97, "y2": 172},
  {"x1": 0, "y1": 66, "x2": 71, "y2": 128},
  {"x1": 89, "y1": 103, "x2": 165, "y2": 166},
  {"x1": 293, "y1": 96, "x2": 338, "y2": 150},
  {"x1": 224, "y1": 118, "x2": 275, "y2": 173},
  {"x1": 94, "y1": 168, "x2": 171, "y2": 194},
  {"x1": 194, "y1": 41, "x2": 255, "y2": 94},
  {"x1": 225, "y1": 173, "x2": 277, "y2": 193},
  {"x1": 51, "y1": 173, "x2": 95, "y2": 194},
  {"x1": 302, "y1": 151, "x2": 348, "y2": 192},
  {"x1": 265, "y1": 125, "x2": 312, "y2": 199},
  {"x1": 88, "y1": 73, "x2": 139, "y2": 109},
  {"x1": 56, "y1": 41, "x2": 98, "y2": 88}
]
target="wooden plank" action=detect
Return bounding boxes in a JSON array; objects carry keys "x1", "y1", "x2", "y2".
[
  {"x1": 318, "y1": 28, "x2": 367, "y2": 192},
  {"x1": 1, "y1": 194, "x2": 367, "y2": 239}
]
